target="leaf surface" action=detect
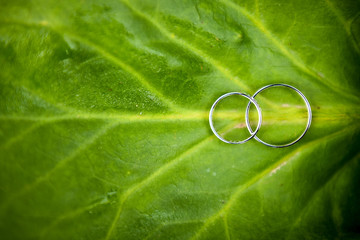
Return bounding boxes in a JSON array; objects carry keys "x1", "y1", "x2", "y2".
[{"x1": 0, "y1": 0, "x2": 360, "y2": 239}]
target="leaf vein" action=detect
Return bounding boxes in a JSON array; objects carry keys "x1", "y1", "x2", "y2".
[
  {"x1": 285, "y1": 151, "x2": 360, "y2": 240},
  {"x1": 120, "y1": 0, "x2": 253, "y2": 93},
  {"x1": 0, "y1": 121, "x2": 120, "y2": 211},
  {"x1": 324, "y1": 0, "x2": 360, "y2": 54},
  {"x1": 1, "y1": 19, "x2": 180, "y2": 111},
  {"x1": 189, "y1": 126, "x2": 355, "y2": 240},
  {"x1": 220, "y1": 0, "x2": 359, "y2": 101},
  {"x1": 223, "y1": 215, "x2": 231, "y2": 240},
  {"x1": 104, "y1": 123, "x2": 237, "y2": 240}
]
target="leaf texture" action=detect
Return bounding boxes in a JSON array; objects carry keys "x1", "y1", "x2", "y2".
[{"x1": 0, "y1": 0, "x2": 360, "y2": 239}]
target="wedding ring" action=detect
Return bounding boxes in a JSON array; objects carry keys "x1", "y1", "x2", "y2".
[
  {"x1": 209, "y1": 84, "x2": 312, "y2": 147},
  {"x1": 245, "y1": 83, "x2": 312, "y2": 148},
  {"x1": 209, "y1": 92, "x2": 262, "y2": 144}
]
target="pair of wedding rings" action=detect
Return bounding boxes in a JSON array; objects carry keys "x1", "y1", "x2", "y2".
[{"x1": 209, "y1": 83, "x2": 312, "y2": 148}]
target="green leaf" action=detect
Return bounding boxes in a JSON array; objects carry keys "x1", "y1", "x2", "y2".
[{"x1": 1, "y1": 0, "x2": 360, "y2": 239}]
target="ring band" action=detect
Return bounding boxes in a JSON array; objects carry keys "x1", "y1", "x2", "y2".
[
  {"x1": 245, "y1": 83, "x2": 312, "y2": 148},
  {"x1": 209, "y1": 84, "x2": 312, "y2": 147},
  {"x1": 209, "y1": 92, "x2": 262, "y2": 144}
]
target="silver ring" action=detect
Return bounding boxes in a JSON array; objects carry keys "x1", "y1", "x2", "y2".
[
  {"x1": 245, "y1": 83, "x2": 312, "y2": 148},
  {"x1": 209, "y1": 92, "x2": 262, "y2": 144}
]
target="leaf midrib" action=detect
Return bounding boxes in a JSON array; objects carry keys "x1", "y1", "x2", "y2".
[{"x1": 0, "y1": 108, "x2": 358, "y2": 122}]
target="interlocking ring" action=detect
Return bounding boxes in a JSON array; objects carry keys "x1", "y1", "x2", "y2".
[
  {"x1": 209, "y1": 84, "x2": 312, "y2": 147},
  {"x1": 209, "y1": 92, "x2": 262, "y2": 144}
]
